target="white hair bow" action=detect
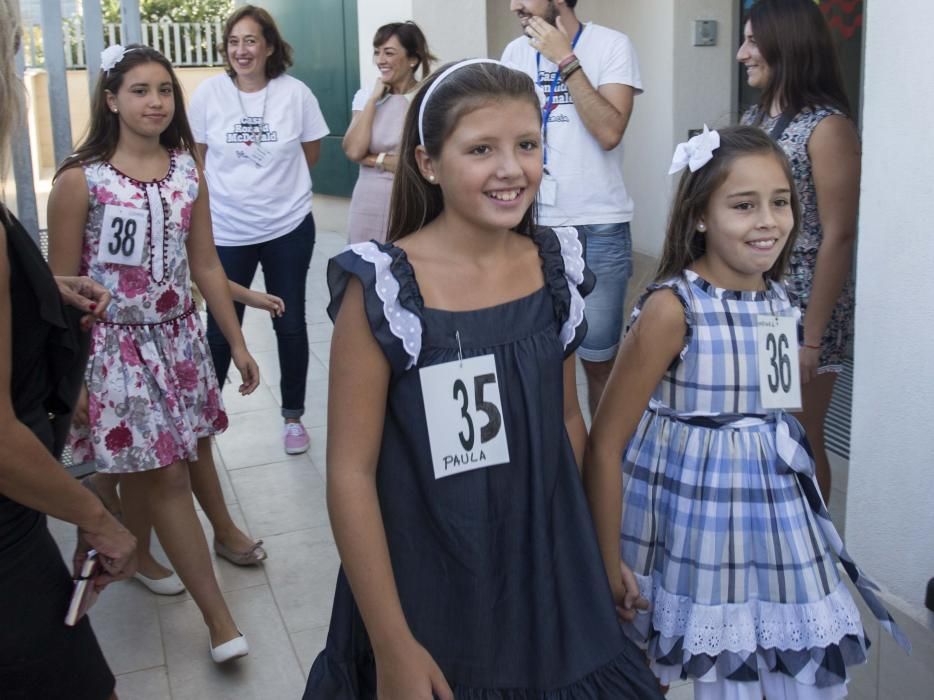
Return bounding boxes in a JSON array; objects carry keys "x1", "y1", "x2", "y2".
[
  {"x1": 101, "y1": 44, "x2": 130, "y2": 74},
  {"x1": 668, "y1": 125, "x2": 721, "y2": 174}
]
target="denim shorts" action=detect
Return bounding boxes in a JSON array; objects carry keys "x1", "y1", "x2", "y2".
[{"x1": 576, "y1": 222, "x2": 632, "y2": 362}]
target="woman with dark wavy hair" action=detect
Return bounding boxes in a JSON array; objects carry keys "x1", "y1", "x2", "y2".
[
  {"x1": 343, "y1": 21, "x2": 435, "y2": 243},
  {"x1": 738, "y1": 0, "x2": 860, "y2": 501}
]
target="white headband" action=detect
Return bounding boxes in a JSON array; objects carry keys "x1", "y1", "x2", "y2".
[
  {"x1": 669, "y1": 124, "x2": 721, "y2": 174},
  {"x1": 417, "y1": 58, "x2": 502, "y2": 146}
]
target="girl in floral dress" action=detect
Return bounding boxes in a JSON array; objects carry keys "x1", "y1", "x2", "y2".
[{"x1": 47, "y1": 45, "x2": 259, "y2": 663}]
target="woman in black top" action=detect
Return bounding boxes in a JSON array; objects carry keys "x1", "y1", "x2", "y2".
[{"x1": 0, "y1": 1, "x2": 137, "y2": 697}]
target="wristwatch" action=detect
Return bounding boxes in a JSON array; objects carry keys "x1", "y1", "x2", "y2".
[{"x1": 375, "y1": 152, "x2": 387, "y2": 172}]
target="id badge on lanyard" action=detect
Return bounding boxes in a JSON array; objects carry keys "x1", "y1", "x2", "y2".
[
  {"x1": 756, "y1": 314, "x2": 802, "y2": 411},
  {"x1": 419, "y1": 354, "x2": 510, "y2": 480},
  {"x1": 536, "y1": 23, "x2": 584, "y2": 169}
]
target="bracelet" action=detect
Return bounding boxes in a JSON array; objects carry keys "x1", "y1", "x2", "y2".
[
  {"x1": 375, "y1": 152, "x2": 387, "y2": 172},
  {"x1": 558, "y1": 53, "x2": 578, "y2": 70},
  {"x1": 560, "y1": 59, "x2": 582, "y2": 82}
]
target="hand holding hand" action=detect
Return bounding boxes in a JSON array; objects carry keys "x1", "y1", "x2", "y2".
[
  {"x1": 525, "y1": 15, "x2": 574, "y2": 65},
  {"x1": 612, "y1": 560, "x2": 650, "y2": 623},
  {"x1": 376, "y1": 638, "x2": 454, "y2": 700},
  {"x1": 55, "y1": 276, "x2": 111, "y2": 331},
  {"x1": 232, "y1": 346, "x2": 260, "y2": 395}
]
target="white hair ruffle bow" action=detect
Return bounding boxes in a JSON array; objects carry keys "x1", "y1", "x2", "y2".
[
  {"x1": 668, "y1": 125, "x2": 721, "y2": 174},
  {"x1": 101, "y1": 44, "x2": 133, "y2": 74}
]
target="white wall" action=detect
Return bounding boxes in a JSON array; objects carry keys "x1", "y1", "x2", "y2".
[
  {"x1": 413, "y1": 0, "x2": 488, "y2": 65},
  {"x1": 846, "y1": 0, "x2": 934, "y2": 611},
  {"x1": 611, "y1": 1, "x2": 674, "y2": 258},
  {"x1": 486, "y1": 0, "x2": 517, "y2": 58},
  {"x1": 671, "y1": 1, "x2": 738, "y2": 143},
  {"x1": 356, "y1": 0, "x2": 414, "y2": 88}
]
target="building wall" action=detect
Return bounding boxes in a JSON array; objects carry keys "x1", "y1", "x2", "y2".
[
  {"x1": 24, "y1": 67, "x2": 224, "y2": 178},
  {"x1": 847, "y1": 0, "x2": 934, "y2": 614}
]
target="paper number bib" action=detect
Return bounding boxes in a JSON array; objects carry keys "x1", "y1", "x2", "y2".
[
  {"x1": 97, "y1": 204, "x2": 147, "y2": 267},
  {"x1": 420, "y1": 354, "x2": 510, "y2": 479},
  {"x1": 756, "y1": 315, "x2": 802, "y2": 411}
]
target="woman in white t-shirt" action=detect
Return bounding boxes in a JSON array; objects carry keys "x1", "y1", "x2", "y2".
[{"x1": 189, "y1": 4, "x2": 329, "y2": 456}]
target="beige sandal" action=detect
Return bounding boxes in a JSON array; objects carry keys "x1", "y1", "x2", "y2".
[{"x1": 213, "y1": 537, "x2": 267, "y2": 566}]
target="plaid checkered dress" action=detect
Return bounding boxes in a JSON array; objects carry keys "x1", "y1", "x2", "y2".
[{"x1": 620, "y1": 271, "x2": 872, "y2": 699}]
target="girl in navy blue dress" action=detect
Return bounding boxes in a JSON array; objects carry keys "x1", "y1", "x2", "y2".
[{"x1": 304, "y1": 60, "x2": 662, "y2": 699}]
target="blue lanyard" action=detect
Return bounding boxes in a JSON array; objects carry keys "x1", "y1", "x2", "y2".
[{"x1": 536, "y1": 23, "x2": 584, "y2": 166}]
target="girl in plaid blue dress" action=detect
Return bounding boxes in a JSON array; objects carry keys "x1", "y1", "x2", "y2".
[{"x1": 585, "y1": 127, "x2": 908, "y2": 700}]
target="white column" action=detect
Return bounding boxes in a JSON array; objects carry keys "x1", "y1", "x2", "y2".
[{"x1": 846, "y1": 0, "x2": 934, "y2": 609}]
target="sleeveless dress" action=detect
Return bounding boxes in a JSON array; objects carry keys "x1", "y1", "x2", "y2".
[
  {"x1": 619, "y1": 272, "x2": 908, "y2": 700},
  {"x1": 742, "y1": 105, "x2": 855, "y2": 373},
  {"x1": 346, "y1": 92, "x2": 409, "y2": 244},
  {"x1": 304, "y1": 228, "x2": 663, "y2": 699},
  {"x1": 0, "y1": 206, "x2": 115, "y2": 699},
  {"x1": 69, "y1": 152, "x2": 228, "y2": 473}
]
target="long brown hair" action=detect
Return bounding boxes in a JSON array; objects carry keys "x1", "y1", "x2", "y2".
[
  {"x1": 373, "y1": 21, "x2": 436, "y2": 82},
  {"x1": 387, "y1": 61, "x2": 541, "y2": 242},
  {"x1": 222, "y1": 5, "x2": 293, "y2": 80},
  {"x1": 747, "y1": 0, "x2": 850, "y2": 120},
  {"x1": 656, "y1": 126, "x2": 800, "y2": 283},
  {"x1": 54, "y1": 46, "x2": 196, "y2": 178}
]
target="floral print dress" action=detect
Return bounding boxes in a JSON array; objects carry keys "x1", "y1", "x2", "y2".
[
  {"x1": 70, "y1": 151, "x2": 228, "y2": 473},
  {"x1": 742, "y1": 105, "x2": 856, "y2": 372}
]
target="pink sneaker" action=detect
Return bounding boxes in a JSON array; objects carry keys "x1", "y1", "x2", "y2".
[{"x1": 283, "y1": 422, "x2": 310, "y2": 455}]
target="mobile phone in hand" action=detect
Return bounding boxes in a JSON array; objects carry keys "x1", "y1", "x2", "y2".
[{"x1": 65, "y1": 549, "x2": 100, "y2": 627}]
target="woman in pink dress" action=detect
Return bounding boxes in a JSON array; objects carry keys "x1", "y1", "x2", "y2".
[{"x1": 343, "y1": 22, "x2": 435, "y2": 243}]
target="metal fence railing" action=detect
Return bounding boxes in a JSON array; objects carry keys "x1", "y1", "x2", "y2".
[{"x1": 22, "y1": 18, "x2": 226, "y2": 69}]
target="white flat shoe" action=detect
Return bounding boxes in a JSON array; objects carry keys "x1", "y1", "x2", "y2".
[
  {"x1": 210, "y1": 633, "x2": 249, "y2": 663},
  {"x1": 133, "y1": 571, "x2": 185, "y2": 596}
]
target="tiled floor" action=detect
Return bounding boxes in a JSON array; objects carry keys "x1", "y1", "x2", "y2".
[{"x1": 46, "y1": 218, "x2": 928, "y2": 699}]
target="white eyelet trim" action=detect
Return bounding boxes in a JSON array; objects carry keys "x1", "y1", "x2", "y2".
[
  {"x1": 347, "y1": 242, "x2": 422, "y2": 369},
  {"x1": 553, "y1": 226, "x2": 586, "y2": 350},
  {"x1": 630, "y1": 573, "x2": 865, "y2": 656}
]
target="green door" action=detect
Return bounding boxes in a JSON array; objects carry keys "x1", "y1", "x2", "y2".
[{"x1": 262, "y1": 0, "x2": 359, "y2": 196}]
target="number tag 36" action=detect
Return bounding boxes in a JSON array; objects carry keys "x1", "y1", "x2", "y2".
[
  {"x1": 420, "y1": 354, "x2": 510, "y2": 480},
  {"x1": 756, "y1": 315, "x2": 802, "y2": 411},
  {"x1": 98, "y1": 204, "x2": 148, "y2": 267}
]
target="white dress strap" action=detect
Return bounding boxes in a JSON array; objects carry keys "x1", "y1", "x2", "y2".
[
  {"x1": 347, "y1": 242, "x2": 422, "y2": 369},
  {"x1": 552, "y1": 226, "x2": 586, "y2": 350}
]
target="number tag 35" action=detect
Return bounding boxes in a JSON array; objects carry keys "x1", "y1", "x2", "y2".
[
  {"x1": 756, "y1": 315, "x2": 802, "y2": 411},
  {"x1": 420, "y1": 354, "x2": 510, "y2": 480},
  {"x1": 98, "y1": 205, "x2": 148, "y2": 267}
]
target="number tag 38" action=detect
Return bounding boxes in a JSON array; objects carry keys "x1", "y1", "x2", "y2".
[
  {"x1": 98, "y1": 204, "x2": 148, "y2": 267},
  {"x1": 756, "y1": 315, "x2": 802, "y2": 411},
  {"x1": 420, "y1": 354, "x2": 510, "y2": 480}
]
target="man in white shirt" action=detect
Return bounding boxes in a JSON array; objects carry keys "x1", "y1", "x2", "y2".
[{"x1": 502, "y1": 0, "x2": 642, "y2": 416}]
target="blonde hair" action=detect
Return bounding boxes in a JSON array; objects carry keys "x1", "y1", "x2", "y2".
[{"x1": 0, "y1": 0, "x2": 24, "y2": 188}]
